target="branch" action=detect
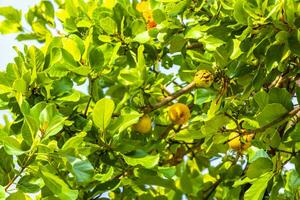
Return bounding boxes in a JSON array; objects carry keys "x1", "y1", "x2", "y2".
[
  {"x1": 4, "y1": 153, "x2": 34, "y2": 192},
  {"x1": 145, "y1": 81, "x2": 196, "y2": 113},
  {"x1": 84, "y1": 97, "x2": 92, "y2": 117},
  {"x1": 253, "y1": 106, "x2": 300, "y2": 133},
  {"x1": 223, "y1": 106, "x2": 300, "y2": 144}
]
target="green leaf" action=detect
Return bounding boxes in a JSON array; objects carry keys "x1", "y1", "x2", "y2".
[
  {"x1": 89, "y1": 47, "x2": 104, "y2": 72},
  {"x1": 284, "y1": 0, "x2": 295, "y2": 26},
  {"x1": 0, "y1": 84, "x2": 12, "y2": 94},
  {"x1": 39, "y1": 104, "x2": 66, "y2": 139},
  {"x1": 194, "y1": 88, "x2": 217, "y2": 106},
  {"x1": 67, "y1": 156, "x2": 94, "y2": 183},
  {"x1": 268, "y1": 88, "x2": 293, "y2": 110},
  {"x1": 12, "y1": 79, "x2": 27, "y2": 94},
  {"x1": 92, "y1": 98, "x2": 115, "y2": 131},
  {"x1": 288, "y1": 122, "x2": 300, "y2": 142},
  {"x1": 254, "y1": 90, "x2": 269, "y2": 110},
  {"x1": 152, "y1": 9, "x2": 166, "y2": 23},
  {"x1": 62, "y1": 37, "x2": 82, "y2": 62},
  {"x1": 233, "y1": 1, "x2": 248, "y2": 24},
  {"x1": 26, "y1": 46, "x2": 44, "y2": 83},
  {"x1": 285, "y1": 170, "x2": 300, "y2": 193},
  {"x1": 244, "y1": 172, "x2": 273, "y2": 200},
  {"x1": 56, "y1": 90, "x2": 81, "y2": 102},
  {"x1": 62, "y1": 132, "x2": 86, "y2": 151},
  {"x1": 93, "y1": 167, "x2": 114, "y2": 183},
  {"x1": 135, "y1": 168, "x2": 177, "y2": 190},
  {"x1": 16, "y1": 175, "x2": 40, "y2": 193},
  {"x1": 133, "y1": 31, "x2": 150, "y2": 43},
  {"x1": 131, "y1": 20, "x2": 146, "y2": 36},
  {"x1": 165, "y1": 0, "x2": 188, "y2": 16},
  {"x1": 99, "y1": 17, "x2": 117, "y2": 34},
  {"x1": 137, "y1": 45, "x2": 146, "y2": 81},
  {"x1": 22, "y1": 115, "x2": 39, "y2": 145},
  {"x1": 265, "y1": 44, "x2": 284, "y2": 71},
  {"x1": 158, "y1": 166, "x2": 176, "y2": 179},
  {"x1": 288, "y1": 31, "x2": 300, "y2": 57},
  {"x1": 256, "y1": 103, "x2": 287, "y2": 127},
  {"x1": 6, "y1": 191, "x2": 28, "y2": 200},
  {"x1": 248, "y1": 149, "x2": 270, "y2": 163},
  {"x1": 109, "y1": 113, "x2": 141, "y2": 134},
  {"x1": 40, "y1": 170, "x2": 79, "y2": 200},
  {"x1": 246, "y1": 158, "x2": 273, "y2": 179},
  {"x1": 122, "y1": 150, "x2": 160, "y2": 168},
  {"x1": 0, "y1": 6, "x2": 22, "y2": 34},
  {"x1": 0, "y1": 185, "x2": 5, "y2": 200},
  {"x1": 169, "y1": 35, "x2": 186, "y2": 53},
  {"x1": 51, "y1": 77, "x2": 73, "y2": 96},
  {"x1": 0, "y1": 136, "x2": 26, "y2": 155},
  {"x1": 175, "y1": 128, "x2": 204, "y2": 141},
  {"x1": 118, "y1": 67, "x2": 143, "y2": 87}
]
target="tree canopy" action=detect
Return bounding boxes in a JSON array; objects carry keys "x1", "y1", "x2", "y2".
[{"x1": 1, "y1": 0, "x2": 300, "y2": 199}]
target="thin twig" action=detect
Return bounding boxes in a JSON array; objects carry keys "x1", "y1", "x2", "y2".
[
  {"x1": 84, "y1": 97, "x2": 92, "y2": 117},
  {"x1": 144, "y1": 82, "x2": 196, "y2": 113}
]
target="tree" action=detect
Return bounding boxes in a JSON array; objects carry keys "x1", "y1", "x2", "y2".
[{"x1": 0, "y1": 0, "x2": 300, "y2": 199}]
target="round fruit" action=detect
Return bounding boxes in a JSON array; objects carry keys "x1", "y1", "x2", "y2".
[
  {"x1": 168, "y1": 103, "x2": 191, "y2": 125},
  {"x1": 228, "y1": 131, "x2": 254, "y2": 151},
  {"x1": 194, "y1": 70, "x2": 214, "y2": 88},
  {"x1": 133, "y1": 114, "x2": 152, "y2": 134}
]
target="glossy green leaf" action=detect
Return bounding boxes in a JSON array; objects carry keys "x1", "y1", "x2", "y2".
[
  {"x1": 244, "y1": 172, "x2": 273, "y2": 200},
  {"x1": 99, "y1": 17, "x2": 117, "y2": 34},
  {"x1": 194, "y1": 88, "x2": 217, "y2": 106},
  {"x1": 0, "y1": 6, "x2": 22, "y2": 34},
  {"x1": 246, "y1": 158, "x2": 273, "y2": 179},
  {"x1": 265, "y1": 44, "x2": 284, "y2": 71},
  {"x1": 22, "y1": 115, "x2": 39, "y2": 145},
  {"x1": 93, "y1": 98, "x2": 115, "y2": 131},
  {"x1": 39, "y1": 104, "x2": 66, "y2": 139},
  {"x1": 67, "y1": 156, "x2": 94, "y2": 183},
  {"x1": 122, "y1": 150, "x2": 160, "y2": 168},
  {"x1": 0, "y1": 136, "x2": 26, "y2": 155},
  {"x1": 256, "y1": 103, "x2": 287, "y2": 127},
  {"x1": 169, "y1": 35, "x2": 186, "y2": 53},
  {"x1": 254, "y1": 90, "x2": 269, "y2": 110},
  {"x1": 268, "y1": 88, "x2": 293, "y2": 110},
  {"x1": 16, "y1": 175, "x2": 40, "y2": 193},
  {"x1": 285, "y1": 170, "x2": 300, "y2": 193},
  {"x1": 40, "y1": 170, "x2": 79, "y2": 200},
  {"x1": 89, "y1": 47, "x2": 104, "y2": 71}
]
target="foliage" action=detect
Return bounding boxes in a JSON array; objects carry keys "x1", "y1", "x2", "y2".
[{"x1": 0, "y1": 0, "x2": 300, "y2": 199}]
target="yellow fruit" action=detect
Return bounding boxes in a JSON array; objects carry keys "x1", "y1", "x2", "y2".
[
  {"x1": 194, "y1": 70, "x2": 214, "y2": 88},
  {"x1": 168, "y1": 103, "x2": 191, "y2": 125},
  {"x1": 133, "y1": 114, "x2": 152, "y2": 134},
  {"x1": 136, "y1": 1, "x2": 151, "y2": 13},
  {"x1": 228, "y1": 131, "x2": 254, "y2": 151},
  {"x1": 136, "y1": 1, "x2": 156, "y2": 25}
]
